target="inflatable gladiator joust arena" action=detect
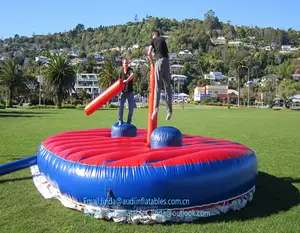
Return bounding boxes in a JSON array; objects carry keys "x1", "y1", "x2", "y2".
[{"x1": 0, "y1": 66, "x2": 258, "y2": 224}]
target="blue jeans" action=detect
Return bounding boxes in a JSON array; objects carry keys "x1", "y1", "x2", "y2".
[{"x1": 118, "y1": 91, "x2": 135, "y2": 124}]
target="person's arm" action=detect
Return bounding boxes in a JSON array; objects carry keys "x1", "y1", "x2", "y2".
[
  {"x1": 123, "y1": 71, "x2": 134, "y2": 83},
  {"x1": 148, "y1": 45, "x2": 154, "y2": 67}
]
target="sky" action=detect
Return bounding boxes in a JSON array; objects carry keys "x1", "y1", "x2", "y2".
[{"x1": 1, "y1": 0, "x2": 300, "y2": 39}]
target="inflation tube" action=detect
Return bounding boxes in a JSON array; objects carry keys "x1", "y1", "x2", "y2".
[
  {"x1": 146, "y1": 65, "x2": 158, "y2": 147},
  {"x1": 85, "y1": 79, "x2": 125, "y2": 116},
  {"x1": 0, "y1": 155, "x2": 37, "y2": 176}
]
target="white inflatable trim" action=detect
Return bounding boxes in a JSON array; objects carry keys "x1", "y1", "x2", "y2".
[{"x1": 30, "y1": 165, "x2": 255, "y2": 224}]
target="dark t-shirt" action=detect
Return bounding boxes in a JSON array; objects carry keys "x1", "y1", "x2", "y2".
[
  {"x1": 119, "y1": 67, "x2": 133, "y2": 93},
  {"x1": 150, "y1": 37, "x2": 169, "y2": 60}
]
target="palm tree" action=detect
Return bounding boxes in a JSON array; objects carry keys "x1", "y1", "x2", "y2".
[
  {"x1": 229, "y1": 49, "x2": 249, "y2": 105},
  {"x1": 98, "y1": 60, "x2": 119, "y2": 105},
  {"x1": 43, "y1": 54, "x2": 76, "y2": 109},
  {"x1": 0, "y1": 59, "x2": 24, "y2": 107},
  {"x1": 98, "y1": 60, "x2": 118, "y2": 88}
]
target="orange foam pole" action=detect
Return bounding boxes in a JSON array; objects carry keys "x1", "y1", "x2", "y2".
[
  {"x1": 146, "y1": 65, "x2": 158, "y2": 147},
  {"x1": 85, "y1": 79, "x2": 124, "y2": 116}
]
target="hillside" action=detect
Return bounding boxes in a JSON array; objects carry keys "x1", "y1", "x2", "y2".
[
  {"x1": 1, "y1": 10, "x2": 300, "y2": 59},
  {"x1": 1, "y1": 10, "x2": 300, "y2": 107}
]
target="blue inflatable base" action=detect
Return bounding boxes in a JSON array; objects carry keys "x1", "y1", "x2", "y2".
[
  {"x1": 35, "y1": 128, "x2": 258, "y2": 215},
  {"x1": 150, "y1": 126, "x2": 182, "y2": 148},
  {"x1": 111, "y1": 123, "x2": 137, "y2": 137}
]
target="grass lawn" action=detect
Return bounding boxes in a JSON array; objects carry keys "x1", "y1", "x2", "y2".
[{"x1": 0, "y1": 107, "x2": 299, "y2": 233}]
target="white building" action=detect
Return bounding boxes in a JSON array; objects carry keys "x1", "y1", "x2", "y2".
[
  {"x1": 35, "y1": 56, "x2": 48, "y2": 64},
  {"x1": 281, "y1": 45, "x2": 292, "y2": 51},
  {"x1": 178, "y1": 50, "x2": 192, "y2": 56},
  {"x1": 228, "y1": 41, "x2": 243, "y2": 46},
  {"x1": 204, "y1": 72, "x2": 227, "y2": 80},
  {"x1": 0, "y1": 55, "x2": 9, "y2": 61},
  {"x1": 70, "y1": 58, "x2": 87, "y2": 66},
  {"x1": 280, "y1": 45, "x2": 299, "y2": 53},
  {"x1": 129, "y1": 59, "x2": 148, "y2": 68},
  {"x1": 211, "y1": 36, "x2": 226, "y2": 45},
  {"x1": 74, "y1": 73, "x2": 104, "y2": 99},
  {"x1": 194, "y1": 85, "x2": 228, "y2": 102},
  {"x1": 292, "y1": 73, "x2": 300, "y2": 81},
  {"x1": 132, "y1": 44, "x2": 140, "y2": 50},
  {"x1": 170, "y1": 64, "x2": 184, "y2": 73},
  {"x1": 171, "y1": 74, "x2": 188, "y2": 93},
  {"x1": 94, "y1": 53, "x2": 104, "y2": 60}
]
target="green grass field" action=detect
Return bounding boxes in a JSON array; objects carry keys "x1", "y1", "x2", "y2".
[{"x1": 0, "y1": 107, "x2": 299, "y2": 233}]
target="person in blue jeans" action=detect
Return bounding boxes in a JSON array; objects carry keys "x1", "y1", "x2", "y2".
[{"x1": 118, "y1": 58, "x2": 135, "y2": 125}]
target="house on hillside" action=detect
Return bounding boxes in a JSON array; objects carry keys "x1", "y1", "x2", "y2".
[
  {"x1": 94, "y1": 53, "x2": 104, "y2": 60},
  {"x1": 170, "y1": 64, "x2": 184, "y2": 74},
  {"x1": 129, "y1": 59, "x2": 148, "y2": 68},
  {"x1": 70, "y1": 58, "x2": 87, "y2": 66},
  {"x1": 292, "y1": 69, "x2": 300, "y2": 81},
  {"x1": 279, "y1": 45, "x2": 299, "y2": 53},
  {"x1": 0, "y1": 55, "x2": 9, "y2": 61},
  {"x1": 35, "y1": 56, "x2": 48, "y2": 64},
  {"x1": 178, "y1": 50, "x2": 192, "y2": 56},
  {"x1": 211, "y1": 36, "x2": 226, "y2": 45},
  {"x1": 228, "y1": 41, "x2": 243, "y2": 47},
  {"x1": 204, "y1": 71, "x2": 227, "y2": 80}
]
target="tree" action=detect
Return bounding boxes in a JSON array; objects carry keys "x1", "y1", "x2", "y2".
[
  {"x1": 278, "y1": 79, "x2": 296, "y2": 106},
  {"x1": 75, "y1": 24, "x2": 85, "y2": 32},
  {"x1": 23, "y1": 74, "x2": 40, "y2": 103},
  {"x1": 133, "y1": 65, "x2": 149, "y2": 95},
  {"x1": 43, "y1": 54, "x2": 76, "y2": 108},
  {"x1": 204, "y1": 10, "x2": 220, "y2": 32},
  {"x1": 275, "y1": 60, "x2": 293, "y2": 80},
  {"x1": 77, "y1": 89, "x2": 90, "y2": 103},
  {"x1": 229, "y1": 49, "x2": 249, "y2": 105},
  {"x1": 258, "y1": 76, "x2": 277, "y2": 106},
  {"x1": 78, "y1": 51, "x2": 87, "y2": 58},
  {"x1": 98, "y1": 61, "x2": 118, "y2": 87},
  {"x1": 98, "y1": 60, "x2": 119, "y2": 105},
  {"x1": 0, "y1": 59, "x2": 25, "y2": 106}
]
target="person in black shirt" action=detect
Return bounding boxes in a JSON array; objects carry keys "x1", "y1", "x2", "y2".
[
  {"x1": 118, "y1": 58, "x2": 135, "y2": 125},
  {"x1": 148, "y1": 29, "x2": 172, "y2": 121}
]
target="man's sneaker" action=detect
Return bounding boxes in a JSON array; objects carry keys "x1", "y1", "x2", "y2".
[
  {"x1": 166, "y1": 112, "x2": 172, "y2": 120},
  {"x1": 118, "y1": 120, "x2": 123, "y2": 126},
  {"x1": 151, "y1": 107, "x2": 159, "y2": 120}
]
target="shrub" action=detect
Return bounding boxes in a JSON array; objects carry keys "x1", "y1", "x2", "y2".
[
  {"x1": 0, "y1": 104, "x2": 5, "y2": 109},
  {"x1": 189, "y1": 101, "x2": 199, "y2": 105},
  {"x1": 75, "y1": 104, "x2": 85, "y2": 109},
  {"x1": 108, "y1": 103, "x2": 118, "y2": 108},
  {"x1": 62, "y1": 104, "x2": 76, "y2": 109},
  {"x1": 26, "y1": 105, "x2": 56, "y2": 109}
]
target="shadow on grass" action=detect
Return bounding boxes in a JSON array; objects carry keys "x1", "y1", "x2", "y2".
[
  {"x1": 0, "y1": 110, "x2": 55, "y2": 115},
  {"x1": 164, "y1": 172, "x2": 300, "y2": 225},
  {"x1": 0, "y1": 114, "x2": 44, "y2": 118},
  {"x1": 0, "y1": 110, "x2": 56, "y2": 118},
  {"x1": 0, "y1": 176, "x2": 32, "y2": 184}
]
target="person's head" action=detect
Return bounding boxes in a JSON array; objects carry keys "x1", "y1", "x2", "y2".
[
  {"x1": 152, "y1": 29, "x2": 160, "y2": 38},
  {"x1": 122, "y1": 57, "x2": 129, "y2": 68}
]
